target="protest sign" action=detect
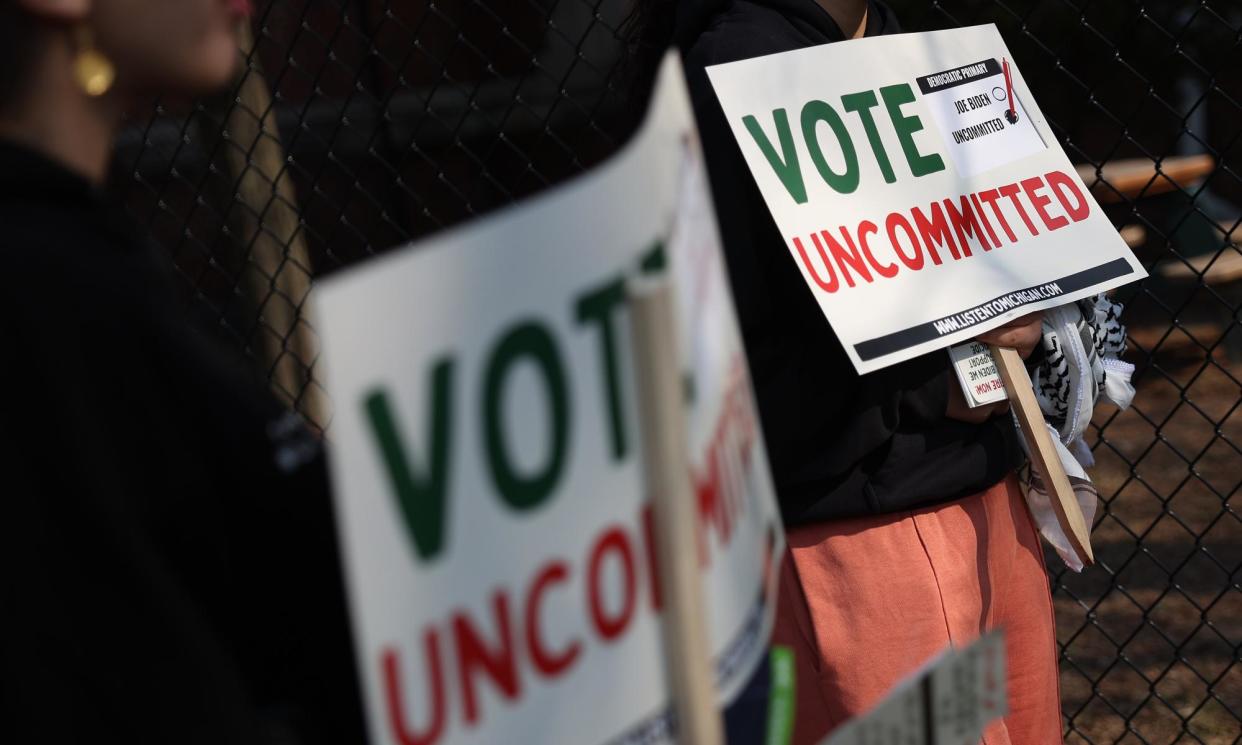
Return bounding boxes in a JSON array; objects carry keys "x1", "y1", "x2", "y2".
[
  {"x1": 819, "y1": 633, "x2": 1008, "y2": 745},
  {"x1": 948, "y1": 340, "x2": 1007, "y2": 408},
  {"x1": 706, "y1": 25, "x2": 1146, "y2": 374},
  {"x1": 315, "y1": 52, "x2": 783, "y2": 745}
]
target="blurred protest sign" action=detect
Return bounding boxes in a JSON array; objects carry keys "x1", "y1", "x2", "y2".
[
  {"x1": 706, "y1": 24, "x2": 1145, "y2": 375},
  {"x1": 820, "y1": 633, "x2": 1008, "y2": 745},
  {"x1": 315, "y1": 52, "x2": 783, "y2": 745}
]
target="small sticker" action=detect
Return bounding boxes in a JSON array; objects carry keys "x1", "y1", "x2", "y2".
[{"x1": 948, "y1": 341, "x2": 1008, "y2": 408}]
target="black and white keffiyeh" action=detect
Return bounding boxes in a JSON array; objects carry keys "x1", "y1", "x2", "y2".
[{"x1": 1019, "y1": 294, "x2": 1135, "y2": 570}]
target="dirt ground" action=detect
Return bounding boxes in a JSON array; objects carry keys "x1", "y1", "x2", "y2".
[{"x1": 1052, "y1": 279, "x2": 1242, "y2": 744}]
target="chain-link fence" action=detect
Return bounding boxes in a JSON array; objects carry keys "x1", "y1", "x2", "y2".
[{"x1": 111, "y1": 1, "x2": 1241, "y2": 742}]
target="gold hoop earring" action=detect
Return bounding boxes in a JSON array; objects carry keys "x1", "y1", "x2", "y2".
[{"x1": 73, "y1": 27, "x2": 116, "y2": 97}]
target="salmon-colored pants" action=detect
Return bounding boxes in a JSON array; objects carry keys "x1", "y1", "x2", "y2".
[{"x1": 773, "y1": 475, "x2": 1062, "y2": 745}]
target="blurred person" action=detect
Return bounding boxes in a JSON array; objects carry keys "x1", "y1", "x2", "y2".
[
  {"x1": 0, "y1": 1, "x2": 364, "y2": 743},
  {"x1": 628, "y1": 1, "x2": 1062, "y2": 743}
]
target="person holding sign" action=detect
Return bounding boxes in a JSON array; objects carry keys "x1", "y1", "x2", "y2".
[
  {"x1": 629, "y1": 2, "x2": 1062, "y2": 744},
  {"x1": 0, "y1": 2, "x2": 364, "y2": 742}
]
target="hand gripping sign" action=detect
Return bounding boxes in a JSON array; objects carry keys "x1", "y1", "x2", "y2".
[
  {"x1": 705, "y1": 24, "x2": 1145, "y2": 375},
  {"x1": 315, "y1": 52, "x2": 783, "y2": 745}
]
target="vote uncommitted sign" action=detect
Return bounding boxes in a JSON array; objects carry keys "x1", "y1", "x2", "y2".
[
  {"x1": 315, "y1": 54, "x2": 783, "y2": 745},
  {"x1": 706, "y1": 24, "x2": 1146, "y2": 374}
]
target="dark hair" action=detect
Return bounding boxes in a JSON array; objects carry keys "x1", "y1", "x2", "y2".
[
  {"x1": 0, "y1": 4, "x2": 41, "y2": 110},
  {"x1": 621, "y1": 0, "x2": 676, "y2": 73},
  {"x1": 620, "y1": 0, "x2": 726, "y2": 128},
  {"x1": 618, "y1": 0, "x2": 678, "y2": 130}
]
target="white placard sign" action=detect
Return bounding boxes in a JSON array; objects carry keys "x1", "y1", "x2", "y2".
[
  {"x1": 820, "y1": 632, "x2": 1008, "y2": 745},
  {"x1": 315, "y1": 52, "x2": 783, "y2": 745},
  {"x1": 706, "y1": 24, "x2": 1146, "y2": 374}
]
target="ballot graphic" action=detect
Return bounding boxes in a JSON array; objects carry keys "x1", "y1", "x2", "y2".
[{"x1": 916, "y1": 58, "x2": 1046, "y2": 178}]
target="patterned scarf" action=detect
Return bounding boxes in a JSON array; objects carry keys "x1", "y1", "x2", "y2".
[{"x1": 1020, "y1": 294, "x2": 1135, "y2": 571}]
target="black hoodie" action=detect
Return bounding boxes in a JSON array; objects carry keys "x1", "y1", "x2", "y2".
[
  {"x1": 0, "y1": 140, "x2": 365, "y2": 744},
  {"x1": 677, "y1": 0, "x2": 1024, "y2": 525}
]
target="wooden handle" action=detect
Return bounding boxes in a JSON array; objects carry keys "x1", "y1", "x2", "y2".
[
  {"x1": 990, "y1": 345, "x2": 1095, "y2": 567},
  {"x1": 629, "y1": 282, "x2": 724, "y2": 745}
]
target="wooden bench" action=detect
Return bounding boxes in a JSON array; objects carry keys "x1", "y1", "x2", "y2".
[
  {"x1": 1075, "y1": 155, "x2": 1242, "y2": 358},
  {"x1": 1075, "y1": 154, "x2": 1215, "y2": 204}
]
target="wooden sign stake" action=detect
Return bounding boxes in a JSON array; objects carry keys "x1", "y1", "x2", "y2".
[
  {"x1": 990, "y1": 345, "x2": 1095, "y2": 567},
  {"x1": 629, "y1": 281, "x2": 725, "y2": 745}
]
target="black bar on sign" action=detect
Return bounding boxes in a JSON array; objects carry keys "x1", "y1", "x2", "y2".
[
  {"x1": 853, "y1": 258, "x2": 1135, "y2": 362},
  {"x1": 916, "y1": 58, "x2": 1003, "y2": 95}
]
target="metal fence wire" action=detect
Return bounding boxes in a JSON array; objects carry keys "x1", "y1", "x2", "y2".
[{"x1": 111, "y1": 1, "x2": 1242, "y2": 742}]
